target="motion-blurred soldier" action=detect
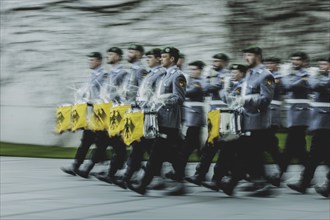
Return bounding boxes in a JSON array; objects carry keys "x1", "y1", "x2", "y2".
[
  {"x1": 287, "y1": 56, "x2": 330, "y2": 194},
  {"x1": 76, "y1": 47, "x2": 129, "y2": 179},
  {"x1": 221, "y1": 46, "x2": 275, "y2": 196},
  {"x1": 279, "y1": 52, "x2": 311, "y2": 179},
  {"x1": 263, "y1": 57, "x2": 285, "y2": 185},
  {"x1": 124, "y1": 44, "x2": 149, "y2": 101},
  {"x1": 127, "y1": 47, "x2": 187, "y2": 195},
  {"x1": 202, "y1": 64, "x2": 247, "y2": 192},
  {"x1": 113, "y1": 48, "x2": 166, "y2": 189},
  {"x1": 185, "y1": 53, "x2": 230, "y2": 185},
  {"x1": 61, "y1": 52, "x2": 108, "y2": 176}
]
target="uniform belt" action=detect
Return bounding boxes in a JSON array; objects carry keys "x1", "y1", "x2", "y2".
[
  {"x1": 285, "y1": 99, "x2": 310, "y2": 104},
  {"x1": 310, "y1": 102, "x2": 330, "y2": 108},
  {"x1": 184, "y1": 101, "x2": 205, "y2": 107},
  {"x1": 271, "y1": 100, "x2": 282, "y2": 106},
  {"x1": 209, "y1": 100, "x2": 227, "y2": 106}
]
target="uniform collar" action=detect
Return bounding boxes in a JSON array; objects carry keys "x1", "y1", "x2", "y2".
[
  {"x1": 250, "y1": 64, "x2": 264, "y2": 74},
  {"x1": 131, "y1": 61, "x2": 143, "y2": 69},
  {"x1": 91, "y1": 66, "x2": 104, "y2": 76},
  {"x1": 166, "y1": 65, "x2": 178, "y2": 75}
]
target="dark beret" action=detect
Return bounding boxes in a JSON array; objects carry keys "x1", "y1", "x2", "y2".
[
  {"x1": 212, "y1": 53, "x2": 229, "y2": 61},
  {"x1": 263, "y1": 57, "x2": 281, "y2": 63},
  {"x1": 107, "y1": 47, "x2": 123, "y2": 55},
  {"x1": 188, "y1": 60, "x2": 206, "y2": 69},
  {"x1": 161, "y1": 47, "x2": 180, "y2": 58},
  {"x1": 242, "y1": 46, "x2": 262, "y2": 55},
  {"x1": 290, "y1": 51, "x2": 309, "y2": 60},
  {"x1": 229, "y1": 64, "x2": 247, "y2": 73},
  {"x1": 316, "y1": 55, "x2": 330, "y2": 62},
  {"x1": 145, "y1": 48, "x2": 162, "y2": 58},
  {"x1": 87, "y1": 52, "x2": 102, "y2": 60},
  {"x1": 128, "y1": 44, "x2": 145, "y2": 54}
]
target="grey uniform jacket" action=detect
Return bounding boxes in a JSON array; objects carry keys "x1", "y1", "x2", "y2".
[
  {"x1": 85, "y1": 66, "x2": 108, "y2": 102},
  {"x1": 270, "y1": 72, "x2": 285, "y2": 127},
  {"x1": 308, "y1": 72, "x2": 330, "y2": 131},
  {"x1": 204, "y1": 69, "x2": 229, "y2": 101},
  {"x1": 157, "y1": 65, "x2": 186, "y2": 129},
  {"x1": 137, "y1": 65, "x2": 166, "y2": 101},
  {"x1": 282, "y1": 68, "x2": 310, "y2": 127},
  {"x1": 108, "y1": 64, "x2": 128, "y2": 102},
  {"x1": 241, "y1": 64, "x2": 275, "y2": 131},
  {"x1": 184, "y1": 77, "x2": 206, "y2": 127},
  {"x1": 125, "y1": 61, "x2": 148, "y2": 101}
]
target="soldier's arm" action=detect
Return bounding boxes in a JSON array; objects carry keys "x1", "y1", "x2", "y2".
[
  {"x1": 165, "y1": 75, "x2": 186, "y2": 105},
  {"x1": 186, "y1": 82, "x2": 202, "y2": 98},
  {"x1": 244, "y1": 74, "x2": 275, "y2": 111},
  {"x1": 136, "y1": 68, "x2": 148, "y2": 86}
]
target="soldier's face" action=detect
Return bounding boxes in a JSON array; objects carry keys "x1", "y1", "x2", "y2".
[
  {"x1": 106, "y1": 52, "x2": 120, "y2": 64},
  {"x1": 189, "y1": 66, "x2": 202, "y2": 78},
  {"x1": 146, "y1": 55, "x2": 160, "y2": 68},
  {"x1": 290, "y1": 56, "x2": 304, "y2": 70},
  {"x1": 318, "y1": 61, "x2": 330, "y2": 73},
  {"x1": 212, "y1": 59, "x2": 226, "y2": 71},
  {"x1": 264, "y1": 62, "x2": 278, "y2": 72},
  {"x1": 127, "y1": 49, "x2": 138, "y2": 63},
  {"x1": 231, "y1": 70, "x2": 243, "y2": 81},
  {"x1": 161, "y1": 53, "x2": 174, "y2": 68},
  {"x1": 88, "y1": 57, "x2": 101, "y2": 69},
  {"x1": 177, "y1": 58, "x2": 185, "y2": 69},
  {"x1": 244, "y1": 53, "x2": 258, "y2": 67}
]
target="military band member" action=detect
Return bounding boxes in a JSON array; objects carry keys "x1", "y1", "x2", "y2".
[
  {"x1": 279, "y1": 52, "x2": 311, "y2": 179},
  {"x1": 61, "y1": 52, "x2": 108, "y2": 176},
  {"x1": 263, "y1": 57, "x2": 285, "y2": 186},
  {"x1": 113, "y1": 48, "x2": 166, "y2": 189},
  {"x1": 288, "y1": 56, "x2": 330, "y2": 194},
  {"x1": 76, "y1": 47, "x2": 130, "y2": 179},
  {"x1": 202, "y1": 64, "x2": 247, "y2": 192},
  {"x1": 222, "y1": 46, "x2": 275, "y2": 196},
  {"x1": 185, "y1": 53, "x2": 230, "y2": 186},
  {"x1": 127, "y1": 47, "x2": 187, "y2": 195}
]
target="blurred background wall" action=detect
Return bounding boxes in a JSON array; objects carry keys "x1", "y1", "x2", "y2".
[{"x1": 1, "y1": 0, "x2": 329, "y2": 147}]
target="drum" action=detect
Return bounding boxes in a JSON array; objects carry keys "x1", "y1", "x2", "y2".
[
  {"x1": 143, "y1": 110, "x2": 159, "y2": 139},
  {"x1": 218, "y1": 108, "x2": 241, "y2": 141}
]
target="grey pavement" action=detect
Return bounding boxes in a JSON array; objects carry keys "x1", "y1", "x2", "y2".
[{"x1": 1, "y1": 156, "x2": 329, "y2": 220}]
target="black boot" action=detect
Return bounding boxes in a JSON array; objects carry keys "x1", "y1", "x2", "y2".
[
  {"x1": 287, "y1": 180, "x2": 309, "y2": 194},
  {"x1": 76, "y1": 161, "x2": 95, "y2": 179},
  {"x1": 127, "y1": 182, "x2": 147, "y2": 195},
  {"x1": 201, "y1": 180, "x2": 222, "y2": 192},
  {"x1": 165, "y1": 182, "x2": 186, "y2": 196},
  {"x1": 60, "y1": 161, "x2": 80, "y2": 176},
  {"x1": 221, "y1": 180, "x2": 235, "y2": 196},
  {"x1": 184, "y1": 175, "x2": 204, "y2": 186},
  {"x1": 314, "y1": 181, "x2": 330, "y2": 198}
]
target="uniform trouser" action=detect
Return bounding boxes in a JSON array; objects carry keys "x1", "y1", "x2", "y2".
[
  {"x1": 90, "y1": 134, "x2": 127, "y2": 177},
  {"x1": 281, "y1": 126, "x2": 308, "y2": 174},
  {"x1": 230, "y1": 130, "x2": 269, "y2": 183},
  {"x1": 300, "y1": 129, "x2": 330, "y2": 186},
  {"x1": 124, "y1": 138, "x2": 156, "y2": 181},
  {"x1": 194, "y1": 141, "x2": 219, "y2": 178},
  {"x1": 179, "y1": 126, "x2": 203, "y2": 175},
  {"x1": 264, "y1": 126, "x2": 282, "y2": 167},
  {"x1": 140, "y1": 127, "x2": 183, "y2": 187},
  {"x1": 212, "y1": 139, "x2": 239, "y2": 181},
  {"x1": 74, "y1": 130, "x2": 97, "y2": 165},
  {"x1": 90, "y1": 131, "x2": 110, "y2": 163}
]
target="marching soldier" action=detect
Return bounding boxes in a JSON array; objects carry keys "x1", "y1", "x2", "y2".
[
  {"x1": 61, "y1": 52, "x2": 108, "y2": 176},
  {"x1": 287, "y1": 56, "x2": 330, "y2": 194},
  {"x1": 127, "y1": 47, "x2": 187, "y2": 195},
  {"x1": 263, "y1": 57, "x2": 285, "y2": 186},
  {"x1": 279, "y1": 52, "x2": 311, "y2": 179},
  {"x1": 76, "y1": 47, "x2": 130, "y2": 179},
  {"x1": 113, "y1": 48, "x2": 166, "y2": 189},
  {"x1": 202, "y1": 64, "x2": 247, "y2": 192},
  {"x1": 221, "y1": 46, "x2": 275, "y2": 196},
  {"x1": 185, "y1": 53, "x2": 230, "y2": 186}
]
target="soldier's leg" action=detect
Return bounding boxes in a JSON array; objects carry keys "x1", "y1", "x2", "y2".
[
  {"x1": 265, "y1": 126, "x2": 282, "y2": 168},
  {"x1": 61, "y1": 130, "x2": 96, "y2": 175},
  {"x1": 294, "y1": 126, "x2": 308, "y2": 167},
  {"x1": 280, "y1": 127, "x2": 298, "y2": 175},
  {"x1": 108, "y1": 136, "x2": 127, "y2": 177},
  {"x1": 180, "y1": 126, "x2": 202, "y2": 171}
]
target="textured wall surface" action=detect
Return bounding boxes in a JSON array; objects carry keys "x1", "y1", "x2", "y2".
[{"x1": 1, "y1": 0, "x2": 329, "y2": 146}]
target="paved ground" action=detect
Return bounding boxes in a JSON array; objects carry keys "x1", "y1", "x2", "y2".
[{"x1": 1, "y1": 156, "x2": 329, "y2": 220}]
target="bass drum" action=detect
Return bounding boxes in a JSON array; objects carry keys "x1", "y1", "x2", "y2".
[{"x1": 218, "y1": 108, "x2": 241, "y2": 142}]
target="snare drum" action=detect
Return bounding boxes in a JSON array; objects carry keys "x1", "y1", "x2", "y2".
[
  {"x1": 143, "y1": 110, "x2": 159, "y2": 139},
  {"x1": 218, "y1": 108, "x2": 241, "y2": 141}
]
